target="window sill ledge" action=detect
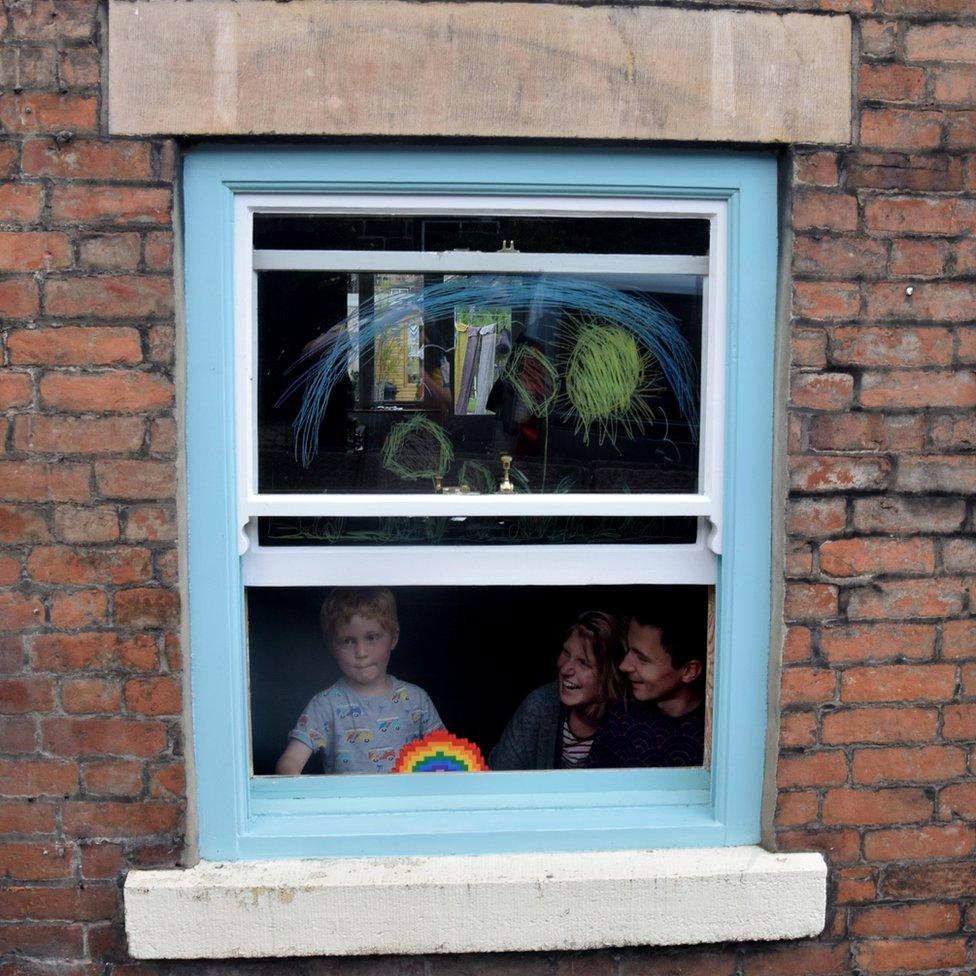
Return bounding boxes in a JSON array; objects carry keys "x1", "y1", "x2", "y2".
[{"x1": 124, "y1": 846, "x2": 826, "y2": 958}]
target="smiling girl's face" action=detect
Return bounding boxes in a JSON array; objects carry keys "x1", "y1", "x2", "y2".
[{"x1": 556, "y1": 631, "x2": 601, "y2": 712}]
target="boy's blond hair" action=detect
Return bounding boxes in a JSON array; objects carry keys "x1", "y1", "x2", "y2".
[{"x1": 319, "y1": 587, "x2": 399, "y2": 646}]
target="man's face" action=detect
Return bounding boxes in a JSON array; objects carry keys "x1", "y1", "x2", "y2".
[
  {"x1": 331, "y1": 613, "x2": 398, "y2": 693},
  {"x1": 619, "y1": 621, "x2": 690, "y2": 704}
]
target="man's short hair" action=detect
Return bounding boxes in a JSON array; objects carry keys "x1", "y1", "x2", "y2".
[{"x1": 631, "y1": 589, "x2": 707, "y2": 674}]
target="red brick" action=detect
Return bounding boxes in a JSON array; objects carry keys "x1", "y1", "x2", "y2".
[
  {"x1": 49, "y1": 589, "x2": 108, "y2": 628},
  {"x1": 853, "y1": 745, "x2": 966, "y2": 784},
  {"x1": 860, "y1": 20, "x2": 898, "y2": 59},
  {"x1": 864, "y1": 196, "x2": 959, "y2": 235},
  {"x1": 896, "y1": 455, "x2": 976, "y2": 492},
  {"x1": 0, "y1": 184, "x2": 43, "y2": 222},
  {"x1": 809, "y1": 413, "x2": 923, "y2": 452},
  {"x1": 30, "y1": 632, "x2": 158, "y2": 671},
  {"x1": 890, "y1": 238, "x2": 945, "y2": 277},
  {"x1": 9, "y1": 1, "x2": 97, "y2": 40},
  {"x1": 0, "y1": 886, "x2": 116, "y2": 923},
  {"x1": 0, "y1": 635, "x2": 23, "y2": 672},
  {"x1": 780, "y1": 667, "x2": 835, "y2": 705},
  {"x1": 777, "y1": 827, "x2": 860, "y2": 864},
  {"x1": 61, "y1": 678, "x2": 121, "y2": 715},
  {"x1": 823, "y1": 787, "x2": 931, "y2": 826},
  {"x1": 942, "y1": 537, "x2": 976, "y2": 572},
  {"x1": 848, "y1": 579, "x2": 965, "y2": 620},
  {"x1": 146, "y1": 323, "x2": 174, "y2": 365},
  {"x1": 932, "y1": 65, "x2": 976, "y2": 104},
  {"x1": 45, "y1": 276, "x2": 173, "y2": 318},
  {"x1": 124, "y1": 676, "x2": 180, "y2": 716},
  {"x1": 144, "y1": 232, "x2": 173, "y2": 270},
  {"x1": 749, "y1": 943, "x2": 850, "y2": 976},
  {"x1": 776, "y1": 790, "x2": 818, "y2": 826},
  {"x1": 0, "y1": 92, "x2": 97, "y2": 133},
  {"x1": 0, "y1": 504, "x2": 49, "y2": 543},
  {"x1": 780, "y1": 711, "x2": 817, "y2": 749},
  {"x1": 0, "y1": 145, "x2": 16, "y2": 181},
  {"x1": 784, "y1": 583, "x2": 838, "y2": 621},
  {"x1": 0, "y1": 372, "x2": 32, "y2": 409},
  {"x1": 820, "y1": 538, "x2": 934, "y2": 578},
  {"x1": 79, "y1": 233, "x2": 141, "y2": 270},
  {"x1": 786, "y1": 542, "x2": 813, "y2": 577},
  {"x1": 865, "y1": 282, "x2": 976, "y2": 320},
  {"x1": 962, "y1": 662, "x2": 976, "y2": 695},
  {"x1": 39, "y1": 371, "x2": 173, "y2": 412},
  {"x1": 0, "y1": 923, "x2": 85, "y2": 958},
  {"x1": 864, "y1": 823, "x2": 976, "y2": 861},
  {"x1": 859, "y1": 64, "x2": 925, "y2": 103},
  {"x1": 884, "y1": 860, "x2": 976, "y2": 901},
  {"x1": 783, "y1": 627, "x2": 812, "y2": 664},
  {"x1": 0, "y1": 592, "x2": 44, "y2": 632},
  {"x1": 822, "y1": 706, "x2": 937, "y2": 744},
  {"x1": 852, "y1": 496, "x2": 965, "y2": 534},
  {"x1": 0, "y1": 43, "x2": 55, "y2": 90},
  {"x1": 13, "y1": 415, "x2": 146, "y2": 455},
  {"x1": 62, "y1": 800, "x2": 180, "y2": 838},
  {"x1": 791, "y1": 329, "x2": 827, "y2": 368},
  {"x1": 787, "y1": 498, "x2": 847, "y2": 538},
  {"x1": 793, "y1": 192, "x2": 858, "y2": 232},
  {"x1": 124, "y1": 506, "x2": 176, "y2": 542},
  {"x1": 0, "y1": 277, "x2": 40, "y2": 318},
  {"x1": 856, "y1": 939, "x2": 966, "y2": 974},
  {"x1": 860, "y1": 109, "x2": 942, "y2": 150},
  {"x1": 7, "y1": 326, "x2": 142, "y2": 366},
  {"x1": 942, "y1": 703, "x2": 976, "y2": 740},
  {"x1": 149, "y1": 762, "x2": 185, "y2": 798},
  {"x1": 27, "y1": 546, "x2": 151, "y2": 585},
  {"x1": 0, "y1": 800, "x2": 56, "y2": 834},
  {"x1": 820, "y1": 623, "x2": 936, "y2": 664},
  {"x1": 0, "y1": 556, "x2": 22, "y2": 586},
  {"x1": 115, "y1": 589, "x2": 180, "y2": 630},
  {"x1": 789, "y1": 455, "x2": 891, "y2": 492},
  {"x1": 948, "y1": 111, "x2": 976, "y2": 149},
  {"x1": 853, "y1": 902, "x2": 959, "y2": 939},
  {"x1": 943, "y1": 619, "x2": 976, "y2": 659},
  {"x1": 906, "y1": 24, "x2": 976, "y2": 62},
  {"x1": 939, "y1": 782, "x2": 976, "y2": 819},
  {"x1": 830, "y1": 326, "x2": 952, "y2": 367},
  {"x1": 777, "y1": 751, "x2": 846, "y2": 788},
  {"x1": 959, "y1": 328, "x2": 976, "y2": 363},
  {"x1": 51, "y1": 186, "x2": 171, "y2": 224},
  {"x1": 0, "y1": 716, "x2": 36, "y2": 753},
  {"x1": 0, "y1": 231, "x2": 70, "y2": 271},
  {"x1": 59, "y1": 46, "x2": 100, "y2": 88},
  {"x1": 861, "y1": 370, "x2": 976, "y2": 409},
  {"x1": 95, "y1": 461, "x2": 175, "y2": 501},
  {"x1": 82, "y1": 760, "x2": 142, "y2": 797},
  {"x1": 80, "y1": 842, "x2": 124, "y2": 880},
  {"x1": 0, "y1": 759, "x2": 77, "y2": 796},
  {"x1": 837, "y1": 867, "x2": 878, "y2": 903},
  {"x1": 0, "y1": 843, "x2": 72, "y2": 880},
  {"x1": 794, "y1": 281, "x2": 859, "y2": 319},
  {"x1": 790, "y1": 372, "x2": 853, "y2": 410},
  {"x1": 53, "y1": 506, "x2": 120, "y2": 544},
  {"x1": 0, "y1": 676, "x2": 54, "y2": 713},
  {"x1": 793, "y1": 236, "x2": 886, "y2": 277},
  {"x1": 21, "y1": 139, "x2": 154, "y2": 181},
  {"x1": 42, "y1": 717, "x2": 167, "y2": 758}
]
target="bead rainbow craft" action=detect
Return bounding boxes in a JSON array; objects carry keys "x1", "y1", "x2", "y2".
[{"x1": 393, "y1": 731, "x2": 488, "y2": 773}]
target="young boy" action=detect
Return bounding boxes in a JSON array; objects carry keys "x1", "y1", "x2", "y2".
[
  {"x1": 587, "y1": 600, "x2": 706, "y2": 769},
  {"x1": 275, "y1": 587, "x2": 444, "y2": 775}
]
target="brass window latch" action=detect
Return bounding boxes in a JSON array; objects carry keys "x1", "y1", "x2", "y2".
[{"x1": 498, "y1": 454, "x2": 514, "y2": 493}]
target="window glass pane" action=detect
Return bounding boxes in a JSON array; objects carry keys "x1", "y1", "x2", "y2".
[
  {"x1": 254, "y1": 213, "x2": 709, "y2": 255},
  {"x1": 257, "y1": 270, "x2": 702, "y2": 494},
  {"x1": 257, "y1": 515, "x2": 698, "y2": 546},
  {"x1": 249, "y1": 585, "x2": 710, "y2": 776}
]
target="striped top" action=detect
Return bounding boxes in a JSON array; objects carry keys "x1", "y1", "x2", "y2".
[{"x1": 559, "y1": 716, "x2": 594, "y2": 768}]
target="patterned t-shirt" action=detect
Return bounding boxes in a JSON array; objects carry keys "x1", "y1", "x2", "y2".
[
  {"x1": 587, "y1": 699, "x2": 705, "y2": 769},
  {"x1": 288, "y1": 676, "x2": 444, "y2": 774}
]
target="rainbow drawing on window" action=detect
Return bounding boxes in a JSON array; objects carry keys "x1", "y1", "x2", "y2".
[{"x1": 393, "y1": 731, "x2": 488, "y2": 773}]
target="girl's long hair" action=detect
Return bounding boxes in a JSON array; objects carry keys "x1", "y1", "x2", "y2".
[{"x1": 565, "y1": 610, "x2": 627, "y2": 721}]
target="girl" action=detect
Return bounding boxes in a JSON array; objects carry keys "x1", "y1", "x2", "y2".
[{"x1": 489, "y1": 610, "x2": 627, "y2": 770}]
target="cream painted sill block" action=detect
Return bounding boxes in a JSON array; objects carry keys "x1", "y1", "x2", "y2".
[{"x1": 125, "y1": 847, "x2": 826, "y2": 958}]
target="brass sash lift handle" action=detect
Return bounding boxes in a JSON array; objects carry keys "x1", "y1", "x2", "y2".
[{"x1": 498, "y1": 454, "x2": 514, "y2": 494}]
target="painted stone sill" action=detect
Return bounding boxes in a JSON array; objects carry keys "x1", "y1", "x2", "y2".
[{"x1": 124, "y1": 846, "x2": 826, "y2": 958}]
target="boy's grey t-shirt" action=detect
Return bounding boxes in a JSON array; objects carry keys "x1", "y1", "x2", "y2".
[{"x1": 289, "y1": 676, "x2": 444, "y2": 773}]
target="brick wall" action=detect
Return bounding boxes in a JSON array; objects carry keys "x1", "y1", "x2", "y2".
[{"x1": 0, "y1": 1, "x2": 973, "y2": 974}]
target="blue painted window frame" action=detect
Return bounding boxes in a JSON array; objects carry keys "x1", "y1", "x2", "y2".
[{"x1": 183, "y1": 145, "x2": 778, "y2": 860}]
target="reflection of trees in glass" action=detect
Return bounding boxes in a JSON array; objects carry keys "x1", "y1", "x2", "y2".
[{"x1": 280, "y1": 276, "x2": 698, "y2": 471}]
